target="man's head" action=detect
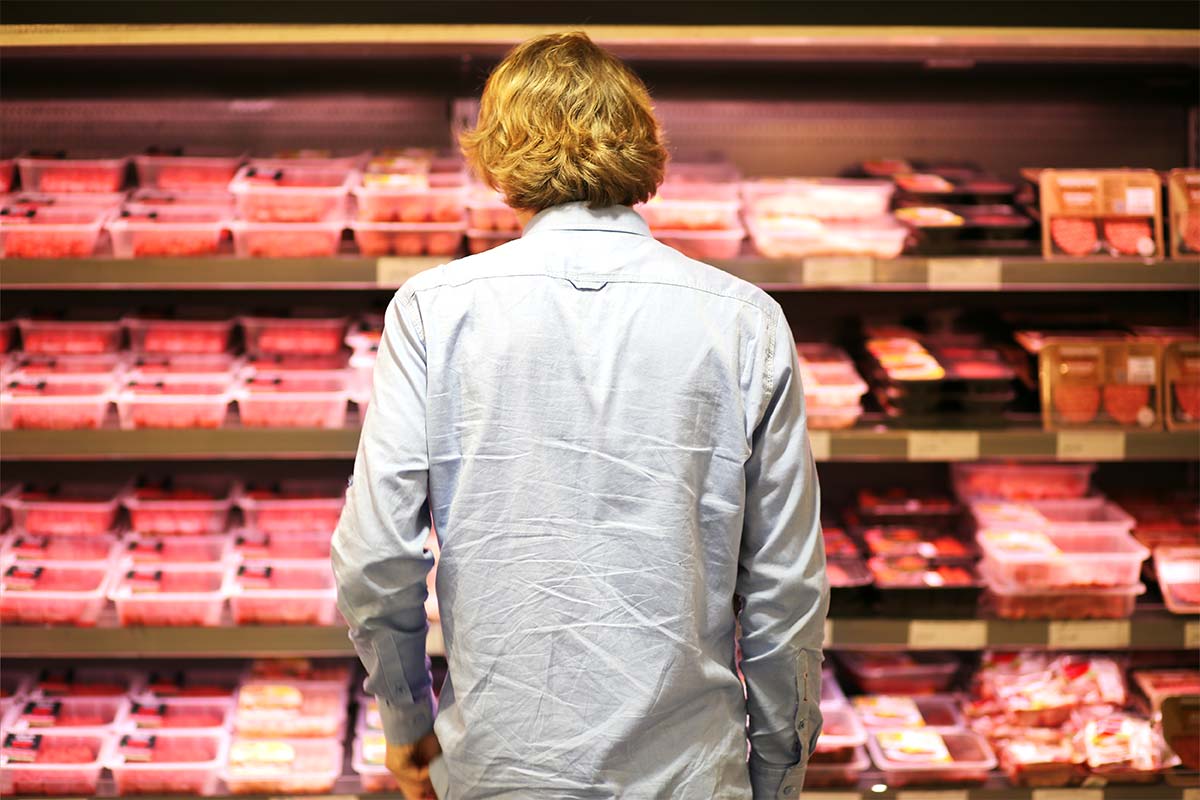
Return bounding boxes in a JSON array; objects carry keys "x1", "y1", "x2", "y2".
[{"x1": 460, "y1": 31, "x2": 668, "y2": 214}]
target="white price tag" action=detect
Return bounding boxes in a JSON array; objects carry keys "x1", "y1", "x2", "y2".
[
  {"x1": 907, "y1": 431, "x2": 980, "y2": 461},
  {"x1": 376, "y1": 257, "x2": 438, "y2": 287},
  {"x1": 1126, "y1": 356, "x2": 1157, "y2": 385},
  {"x1": 802, "y1": 256, "x2": 873, "y2": 286},
  {"x1": 1048, "y1": 620, "x2": 1131, "y2": 649},
  {"x1": 908, "y1": 620, "x2": 988, "y2": 649},
  {"x1": 808, "y1": 431, "x2": 831, "y2": 462},
  {"x1": 897, "y1": 791, "x2": 969, "y2": 800},
  {"x1": 1124, "y1": 187, "x2": 1157, "y2": 215},
  {"x1": 927, "y1": 257, "x2": 1002, "y2": 290},
  {"x1": 1032, "y1": 790, "x2": 1103, "y2": 800},
  {"x1": 1056, "y1": 431, "x2": 1126, "y2": 461},
  {"x1": 1185, "y1": 620, "x2": 1200, "y2": 650}
]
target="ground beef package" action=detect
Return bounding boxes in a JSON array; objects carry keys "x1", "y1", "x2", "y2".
[{"x1": 1033, "y1": 169, "x2": 1164, "y2": 259}]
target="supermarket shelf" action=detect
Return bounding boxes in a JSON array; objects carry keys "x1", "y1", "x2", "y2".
[
  {"x1": 2, "y1": 24, "x2": 1197, "y2": 65},
  {"x1": 3, "y1": 256, "x2": 1198, "y2": 291},
  {"x1": 2, "y1": 613, "x2": 1194, "y2": 658},
  {"x1": 3, "y1": 426, "x2": 1197, "y2": 462}
]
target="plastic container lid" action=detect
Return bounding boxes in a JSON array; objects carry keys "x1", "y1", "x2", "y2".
[
  {"x1": 1, "y1": 532, "x2": 119, "y2": 563},
  {"x1": 1153, "y1": 546, "x2": 1200, "y2": 614},
  {"x1": 867, "y1": 728, "x2": 997, "y2": 776},
  {"x1": 117, "y1": 696, "x2": 235, "y2": 731},
  {"x1": 852, "y1": 694, "x2": 964, "y2": 730}
]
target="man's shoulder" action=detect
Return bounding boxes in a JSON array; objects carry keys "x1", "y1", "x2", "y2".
[
  {"x1": 400, "y1": 237, "x2": 530, "y2": 296},
  {"x1": 648, "y1": 239, "x2": 780, "y2": 318}
]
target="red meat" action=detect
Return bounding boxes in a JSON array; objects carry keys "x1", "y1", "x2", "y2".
[
  {"x1": 1183, "y1": 212, "x2": 1200, "y2": 253},
  {"x1": 20, "y1": 330, "x2": 118, "y2": 355},
  {"x1": 1103, "y1": 384, "x2": 1151, "y2": 425},
  {"x1": 1102, "y1": 218, "x2": 1154, "y2": 256},
  {"x1": 130, "y1": 230, "x2": 221, "y2": 257},
  {"x1": 36, "y1": 169, "x2": 122, "y2": 193},
  {"x1": 1053, "y1": 384, "x2": 1101, "y2": 424},
  {"x1": 155, "y1": 165, "x2": 238, "y2": 190},
  {"x1": 1050, "y1": 218, "x2": 1098, "y2": 256},
  {"x1": 1174, "y1": 381, "x2": 1200, "y2": 420}
]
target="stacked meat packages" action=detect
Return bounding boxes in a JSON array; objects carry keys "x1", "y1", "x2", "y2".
[
  {"x1": 636, "y1": 158, "x2": 745, "y2": 260},
  {"x1": 351, "y1": 149, "x2": 468, "y2": 257},
  {"x1": 795, "y1": 343, "x2": 867, "y2": 429}
]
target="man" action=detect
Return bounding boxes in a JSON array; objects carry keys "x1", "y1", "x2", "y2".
[{"x1": 332, "y1": 31, "x2": 827, "y2": 799}]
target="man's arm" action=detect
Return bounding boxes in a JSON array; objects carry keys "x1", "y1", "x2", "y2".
[
  {"x1": 737, "y1": 307, "x2": 829, "y2": 800},
  {"x1": 332, "y1": 287, "x2": 436, "y2": 747}
]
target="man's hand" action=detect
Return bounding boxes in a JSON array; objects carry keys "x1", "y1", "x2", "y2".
[{"x1": 386, "y1": 732, "x2": 442, "y2": 800}]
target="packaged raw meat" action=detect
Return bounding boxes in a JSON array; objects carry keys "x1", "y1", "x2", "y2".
[
  {"x1": 349, "y1": 349, "x2": 376, "y2": 400},
  {"x1": 1080, "y1": 713, "x2": 1180, "y2": 783},
  {"x1": 635, "y1": 197, "x2": 741, "y2": 231},
  {"x1": 126, "y1": 189, "x2": 234, "y2": 212},
  {"x1": 351, "y1": 219, "x2": 465, "y2": 256},
  {"x1": 0, "y1": 158, "x2": 13, "y2": 193},
  {"x1": 982, "y1": 567, "x2": 1145, "y2": 620},
  {"x1": 236, "y1": 480, "x2": 346, "y2": 535},
  {"x1": 107, "y1": 209, "x2": 228, "y2": 258},
  {"x1": 222, "y1": 737, "x2": 342, "y2": 795},
  {"x1": 107, "y1": 729, "x2": 229, "y2": 796},
  {"x1": 123, "y1": 315, "x2": 235, "y2": 355},
  {"x1": 238, "y1": 316, "x2": 349, "y2": 357},
  {"x1": 1038, "y1": 338, "x2": 1161, "y2": 430},
  {"x1": 229, "y1": 164, "x2": 354, "y2": 223},
  {"x1": 135, "y1": 668, "x2": 243, "y2": 702},
  {"x1": 123, "y1": 532, "x2": 234, "y2": 565},
  {"x1": 234, "y1": 530, "x2": 331, "y2": 560},
  {"x1": 252, "y1": 149, "x2": 368, "y2": 170},
  {"x1": 117, "y1": 375, "x2": 234, "y2": 429},
  {"x1": 229, "y1": 220, "x2": 345, "y2": 258},
  {"x1": 867, "y1": 555, "x2": 981, "y2": 617},
  {"x1": 811, "y1": 706, "x2": 868, "y2": 764},
  {"x1": 997, "y1": 735, "x2": 1086, "y2": 787},
  {"x1": 803, "y1": 744, "x2": 870, "y2": 788},
  {"x1": 826, "y1": 556, "x2": 872, "y2": 616},
  {"x1": 1, "y1": 375, "x2": 114, "y2": 430},
  {"x1": 1132, "y1": 669, "x2": 1200, "y2": 716},
  {"x1": 466, "y1": 188, "x2": 521, "y2": 232},
  {"x1": 837, "y1": 651, "x2": 959, "y2": 695},
  {"x1": 233, "y1": 680, "x2": 348, "y2": 738},
  {"x1": 230, "y1": 560, "x2": 338, "y2": 625},
  {"x1": 655, "y1": 158, "x2": 741, "y2": 202},
  {"x1": 134, "y1": 148, "x2": 245, "y2": 191},
  {"x1": 246, "y1": 659, "x2": 352, "y2": 684},
  {"x1": 17, "y1": 152, "x2": 128, "y2": 193},
  {"x1": 16, "y1": 317, "x2": 124, "y2": 356},
  {"x1": 0, "y1": 561, "x2": 111, "y2": 625},
  {"x1": 866, "y1": 728, "x2": 997, "y2": 787},
  {"x1": 109, "y1": 562, "x2": 233, "y2": 626},
  {"x1": 1163, "y1": 338, "x2": 1200, "y2": 431},
  {"x1": 4, "y1": 483, "x2": 126, "y2": 536},
  {"x1": 742, "y1": 178, "x2": 895, "y2": 220},
  {"x1": 5, "y1": 191, "x2": 126, "y2": 212},
  {"x1": 352, "y1": 179, "x2": 466, "y2": 223},
  {"x1": 853, "y1": 694, "x2": 964, "y2": 730},
  {"x1": 242, "y1": 353, "x2": 350, "y2": 377},
  {"x1": 1, "y1": 532, "x2": 118, "y2": 563},
  {"x1": 1167, "y1": 168, "x2": 1200, "y2": 257},
  {"x1": 820, "y1": 668, "x2": 847, "y2": 710},
  {"x1": 466, "y1": 228, "x2": 520, "y2": 254},
  {"x1": 1037, "y1": 169, "x2": 1163, "y2": 258},
  {"x1": 1, "y1": 206, "x2": 108, "y2": 258},
  {"x1": 118, "y1": 697, "x2": 234, "y2": 731},
  {"x1": 0, "y1": 730, "x2": 113, "y2": 796},
  {"x1": 952, "y1": 462, "x2": 1095, "y2": 502},
  {"x1": 1154, "y1": 546, "x2": 1200, "y2": 614},
  {"x1": 851, "y1": 487, "x2": 963, "y2": 531},
  {"x1": 860, "y1": 526, "x2": 973, "y2": 559},
  {"x1": 970, "y1": 653, "x2": 1126, "y2": 726},
  {"x1": 237, "y1": 374, "x2": 351, "y2": 429},
  {"x1": 6, "y1": 696, "x2": 128, "y2": 730},
  {"x1": 28, "y1": 667, "x2": 144, "y2": 699},
  {"x1": 745, "y1": 214, "x2": 907, "y2": 259},
  {"x1": 655, "y1": 227, "x2": 744, "y2": 260},
  {"x1": 123, "y1": 477, "x2": 237, "y2": 536},
  {"x1": 822, "y1": 526, "x2": 860, "y2": 558},
  {"x1": 351, "y1": 731, "x2": 396, "y2": 792},
  {"x1": 897, "y1": 204, "x2": 1035, "y2": 256},
  {"x1": 7, "y1": 352, "x2": 124, "y2": 379},
  {"x1": 976, "y1": 526, "x2": 1148, "y2": 589}
]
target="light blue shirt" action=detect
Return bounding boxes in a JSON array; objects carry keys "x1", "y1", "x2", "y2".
[{"x1": 332, "y1": 201, "x2": 828, "y2": 799}]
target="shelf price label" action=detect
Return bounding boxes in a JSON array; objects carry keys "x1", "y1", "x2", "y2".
[
  {"x1": 1056, "y1": 431, "x2": 1126, "y2": 460},
  {"x1": 927, "y1": 257, "x2": 1002, "y2": 290},
  {"x1": 376, "y1": 257, "x2": 439, "y2": 287},
  {"x1": 1032, "y1": 789, "x2": 1103, "y2": 800},
  {"x1": 1047, "y1": 620, "x2": 1131, "y2": 649},
  {"x1": 907, "y1": 431, "x2": 980, "y2": 461},
  {"x1": 802, "y1": 256, "x2": 874, "y2": 286},
  {"x1": 808, "y1": 431, "x2": 831, "y2": 462},
  {"x1": 1185, "y1": 620, "x2": 1200, "y2": 650},
  {"x1": 908, "y1": 620, "x2": 987, "y2": 649}
]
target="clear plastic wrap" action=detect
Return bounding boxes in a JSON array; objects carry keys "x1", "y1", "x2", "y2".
[
  {"x1": 1, "y1": 730, "x2": 113, "y2": 796},
  {"x1": 109, "y1": 562, "x2": 234, "y2": 626},
  {"x1": 0, "y1": 561, "x2": 112, "y2": 626}
]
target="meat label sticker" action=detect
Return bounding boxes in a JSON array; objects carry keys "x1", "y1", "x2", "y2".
[
  {"x1": 125, "y1": 569, "x2": 163, "y2": 593},
  {"x1": 908, "y1": 620, "x2": 987, "y2": 649},
  {"x1": 3, "y1": 733, "x2": 42, "y2": 762},
  {"x1": 1123, "y1": 187, "x2": 1157, "y2": 216},
  {"x1": 1126, "y1": 356, "x2": 1157, "y2": 385},
  {"x1": 926, "y1": 258, "x2": 1002, "y2": 290},
  {"x1": 11, "y1": 536, "x2": 49, "y2": 557},
  {"x1": 3, "y1": 564, "x2": 43, "y2": 590},
  {"x1": 20, "y1": 700, "x2": 62, "y2": 727},
  {"x1": 808, "y1": 430, "x2": 831, "y2": 462},
  {"x1": 119, "y1": 733, "x2": 157, "y2": 762},
  {"x1": 235, "y1": 534, "x2": 271, "y2": 559},
  {"x1": 906, "y1": 431, "x2": 979, "y2": 461},
  {"x1": 127, "y1": 540, "x2": 165, "y2": 557},
  {"x1": 128, "y1": 702, "x2": 167, "y2": 728},
  {"x1": 37, "y1": 669, "x2": 74, "y2": 695},
  {"x1": 146, "y1": 671, "x2": 185, "y2": 696},
  {"x1": 1047, "y1": 620, "x2": 1131, "y2": 649},
  {"x1": 237, "y1": 564, "x2": 273, "y2": 587},
  {"x1": 802, "y1": 256, "x2": 873, "y2": 287},
  {"x1": 1056, "y1": 431, "x2": 1126, "y2": 461},
  {"x1": 1032, "y1": 790, "x2": 1103, "y2": 800},
  {"x1": 376, "y1": 256, "x2": 440, "y2": 288}
]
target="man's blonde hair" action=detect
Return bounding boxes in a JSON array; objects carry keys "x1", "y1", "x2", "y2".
[{"x1": 460, "y1": 32, "x2": 667, "y2": 211}]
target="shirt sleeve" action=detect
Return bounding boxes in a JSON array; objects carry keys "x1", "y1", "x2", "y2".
[
  {"x1": 331, "y1": 286, "x2": 437, "y2": 746},
  {"x1": 737, "y1": 306, "x2": 829, "y2": 800}
]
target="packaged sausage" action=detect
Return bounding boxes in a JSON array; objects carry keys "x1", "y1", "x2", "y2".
[
  {"x1": 1038, "y1": 338, "x2": 1162, "y2": 430},
  {"x1": 1036, "y1": 169, "x2": 1163, "y2": 259},
  {"x1": 1166, "y1": 169, "x2": 1200, "y2": 258}
]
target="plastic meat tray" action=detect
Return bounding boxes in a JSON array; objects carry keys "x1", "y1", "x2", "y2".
[
  {"x1": 237, "y1": 374, "x2": 350, "y2": 429},
  {"x1": 746, "y1": 214, "x2": 907, "y2": 259},
  {"x1": 827, "y1": 556, "x2": 873, "y2": 616},
  {"x1": 352, "y1": 182, "x2": 466, "y2": 223},
  {"x1": 28, "y1": 667, "x2": 144, "y2": 699},
  {"x1": 1, "y1": 532, "x2": 118, "y2": 563},
  {"x1": 0, "y1": 561, "x2": 111, "y2": 626},
  {"x1": 229, "y1": 220, "x2": 344, "y2": 258},
  {"x1": 804, "y1": 745, "x2": 870, "y2": 788},
  {"x1": 128, "y1": 353, "x2": 241, "y2": 379},
  {"x1": 239, "y1": 316, "x2": 348, "y2": 357},
  {"x1": 852, "y1": 694, "x2": 963, "y2": 730},
  {"x1": 109, "y1": 562, "x2": 233, "y2": 626},
  {"x1": 838, "y1": 651, "x2": 959, "y2": 695},
  {"x1": 7, "y1": 352, "x2": 124, "y2": 379},
  {"x1": 996, "y1": 736, "x2": 1086, "y2": 788},
  {"x1": 233, "y1": 680, "x2": 348, "y2": 738},
  {"x1": 811, "y1": 706, "x2": 868, "y2": 764},
  {"x1": 1153, "y1": 546, "x2": 1200, "y2": 614},
  {"x1": 107, "y1": 729, "x2": 229, "y2": 796},
  {"x1": 124, "y1": 533, "x2": 235, "y2": 565},
  {"x1": 351, "y1": 732, "x2": 396, "y2": 792},
  {"x1": 466, "y1": 228, "x2": 520, "y2": 254},
  {"x1": 636, "y1": 197, "x2": 741, "y2": 231},
  {"x1": 952, "y1": 462, "x2": 1095, "y2": 502},
  {"x1": 867, "y1": 555, "x2": 981, "y2": 617},
  {"x1": 1, "y1": 375, "x2": 114, "y2": 430},
  {"x1": 17, "y1": 153, "x2": 128, "y2": 193},
  {"x1": 820, "y1": 668, "x2": 848, "y2": 711},
  {"x1": 0, "y1": 730, "x2": 113, "y2": 796},
  {"x1": 234, "y1": 531, "x2": 332, "y2": 560},
  {"x1": 977, "y1": 527, "x2": 1148, "y2": 589},
  {"x1": 134, "y1": 668, "x2": 244, "y2": 702},
  {"x1": 107, "y1": 210, "x2": 228, "y2": 258},
  {"x1": 1, "y1": 206, "x2": 108, "y2": 258},
  {"x1": 5, "y1": 192, "x2": 125, "y2": 211},
  {"x1": 853, "y1": 488, "x2": 963, "y2": 531},
  {"x1": 866, "y1": 728, "x2": 997, "y2": 787},
  {"x1": 117, "y1": 376, "x2": 234, "y2": 429},
  {"x1": 860, "y1": 525, "x2": 974, "y2": 559},
  {"x1": 117, "y1": 697, "x2": 235, "y2": 731},
  {"x1": 221, "y1": 737, "x2": 342, "y2": 795},
  {"x1": 16, "y1": 317, "x2": 124, "y2": 355},
  {"x1": 123, "y1": 316, "x2": 235, "y2": 356},
  {"x1": 230, "y1": 164, "x2": 354, "y2": 223},
  {"x1": 126, "y1": 190, "x2": 234, "y2": 212},
  {"x1": 134, "y1": 149, "x2": 245, "y2": 191},
  {"x1": 742, "y1": 178, "x2": 895, "y2": 219},
  {"x1": 5, "y1": 483, "x2": 126, "y2": 535},
  {"x1": 983, "y1": 570, "x2": 1144, "y2": 620},
  {"x1": 655, "y1": 227, "x2": 744, "y2": 260},
  {"x1": 466, "y1": 189, "x2": 521, "y2": 232},
  {"x1": 123, "y1": 477, "x2": 238, "y2": 536},
  {"x1": 230, "y1": 560, "x2": 338, "y2": 625},
  {"x1": 236, "y1": 480, "x2": 346, "y2": 535},
  {"x1": 5, "y1": 695, "x2": 128, "y2": 730},
  {"x1": 351, "y1": 219, "x2": 464, "y2": 256}
]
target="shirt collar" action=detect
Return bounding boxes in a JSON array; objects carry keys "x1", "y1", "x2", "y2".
[{"x1": 522, "y1": 201, "x2": 651, "y2": 239}]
